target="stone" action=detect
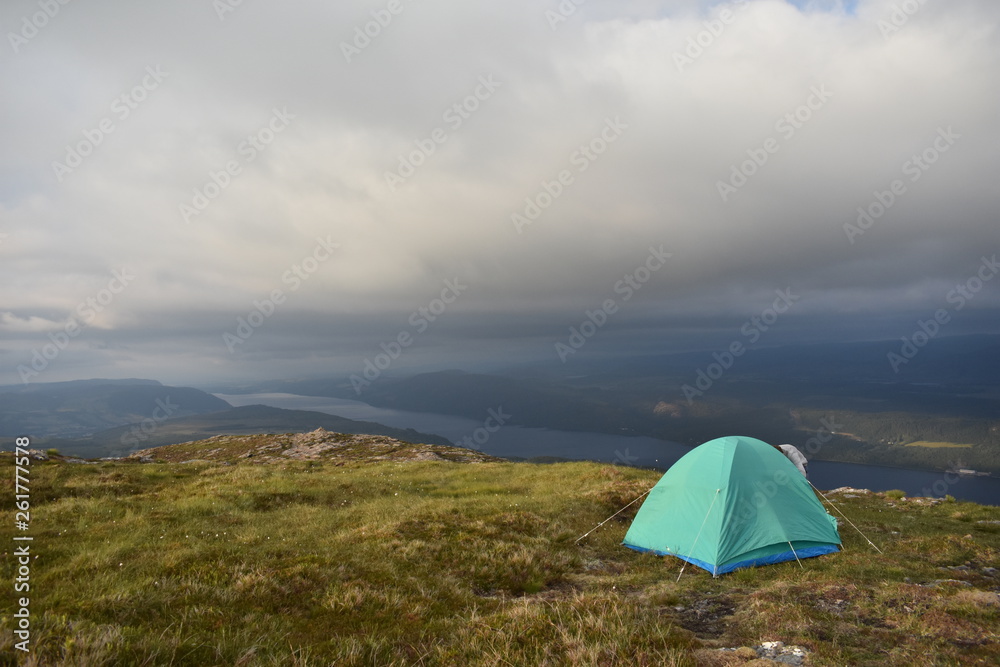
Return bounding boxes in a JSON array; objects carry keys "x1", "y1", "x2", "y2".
[{"x1": 754, "y1": 641, "x2": 809, "y2": 666}]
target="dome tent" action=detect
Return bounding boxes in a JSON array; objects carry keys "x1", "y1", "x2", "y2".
[{"x1": 623, "y1": 435, "x2": 841, "y2": 576}]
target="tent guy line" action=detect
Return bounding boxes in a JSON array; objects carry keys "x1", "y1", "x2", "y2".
[
  {"x1": 809, "y1": 481, "x2": 884, "y2": 554},
  {"x1": 676, "y1": 488, "x2": 722, "y2": 582},
  {"x1": 574, "y1": 488, "x2": 652, "y2": 545}
]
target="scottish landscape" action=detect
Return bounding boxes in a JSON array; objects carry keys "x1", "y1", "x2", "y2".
[
  {"x1": 3, "y1": 0, "x2": 1000, "y2": 665},
  {"x1": 2, "y1": 428, "x2": 999, "y2": 665}
]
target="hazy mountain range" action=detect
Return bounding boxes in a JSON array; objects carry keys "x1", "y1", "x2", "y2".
[
  {"x1": 3, "y1": 335, "x2": 997, "y2": 472},
  {"x1": 221, "y1": 335, "x2": 1000, "y2": 473},
  {"x1": 0, "y1": 379, "x2": 450, "y2": 458}
]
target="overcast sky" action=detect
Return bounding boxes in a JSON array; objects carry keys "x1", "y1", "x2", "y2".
[{"x1": 1, "y1": 0, "x2": 997, "y2": 385}]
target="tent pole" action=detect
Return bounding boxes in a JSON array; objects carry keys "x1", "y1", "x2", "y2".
[
  {"x1": 676, "y1": 489, "x2": 721, "y2": 583},
  {"x1": 809, "y1": 481, "x2": 883, "y2": 554}
]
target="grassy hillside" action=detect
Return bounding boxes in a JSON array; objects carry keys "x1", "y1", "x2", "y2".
[
  {"x1": 2, "y1": 434, "x2": 999, "y2": 666},
  {"x1": 792, "y1": 409, "x2": 1000, "y2": 474}
]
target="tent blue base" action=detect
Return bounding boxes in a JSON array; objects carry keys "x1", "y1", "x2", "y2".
[{"x1": 623, "y1": 542, "x2": 840, "y2": 576}]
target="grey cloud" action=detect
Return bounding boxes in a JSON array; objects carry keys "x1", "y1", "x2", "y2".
[{"x1": 1, "y1": 0, "x2": 997, "y2": 384}]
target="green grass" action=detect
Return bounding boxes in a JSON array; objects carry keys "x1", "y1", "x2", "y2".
[
  {"x1": 2, "y1": 450, "x2": 999, "y2": 666},
  {"x1": 904, "y1": 441, "x2": 975, "y2": 449}
]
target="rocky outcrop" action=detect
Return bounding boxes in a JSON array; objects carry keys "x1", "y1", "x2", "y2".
[{"x1": 127, "y1": 428, "x2": 503, "y2": 465}]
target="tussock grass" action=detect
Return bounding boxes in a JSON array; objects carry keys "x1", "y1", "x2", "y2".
[{"x1": 1, "y1": 452, "x2": 998, "y2": 666}]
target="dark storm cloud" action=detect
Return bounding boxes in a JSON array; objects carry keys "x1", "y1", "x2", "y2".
[{"x1": 1, "y1": 0, "x2": 997, "y2": 383}]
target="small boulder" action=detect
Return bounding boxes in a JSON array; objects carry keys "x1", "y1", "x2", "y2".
[{"x1": 755, "y1": 641, "x2": 809, "y2": 666}]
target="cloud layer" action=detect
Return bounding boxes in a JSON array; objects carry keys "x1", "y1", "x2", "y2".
[{"x1": 1, "y1": 0, "x2": 997, "y2": 383}]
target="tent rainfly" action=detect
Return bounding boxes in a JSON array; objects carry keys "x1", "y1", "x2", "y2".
[{"x1": 622, "y1": 435, "x2": 841, "y2": 576}]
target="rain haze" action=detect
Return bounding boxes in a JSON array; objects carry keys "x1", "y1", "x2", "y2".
[{"x1": 2, "y1": 0, "x2": 998, "y2": 385}]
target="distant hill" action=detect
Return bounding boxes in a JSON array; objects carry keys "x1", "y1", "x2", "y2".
[
  {"x1": 212, "y1": 336, "x2": 1000, "y2": 473},
  {"x1": 0, "y1": 378, "x2": 454, "y2": 459},
  {"x1": 47, "y1": 404, "x2": 454, "y2": 458},
  {"x1": 504, "y1": 333, "x2": 1000, "y2": 392},
  {"x1": 0, "y1": 378, "x2": 231, "y2": 439},
  {"x1": 241, "y1": 370, "x2": 656, "y2": 435}
]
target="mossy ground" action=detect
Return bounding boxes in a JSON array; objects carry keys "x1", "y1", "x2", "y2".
[{"x1": 2, "y1": 444, "x2": 998, "y2": 666}]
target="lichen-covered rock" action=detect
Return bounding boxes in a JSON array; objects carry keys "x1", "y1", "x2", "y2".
[{"x1": 126, "y1": 428, "x2": 504, "y2": 465}]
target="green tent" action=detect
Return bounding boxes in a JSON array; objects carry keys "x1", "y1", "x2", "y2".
[{"x1": 623, "y1": 435, "x2": 840, "y2": 575}]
